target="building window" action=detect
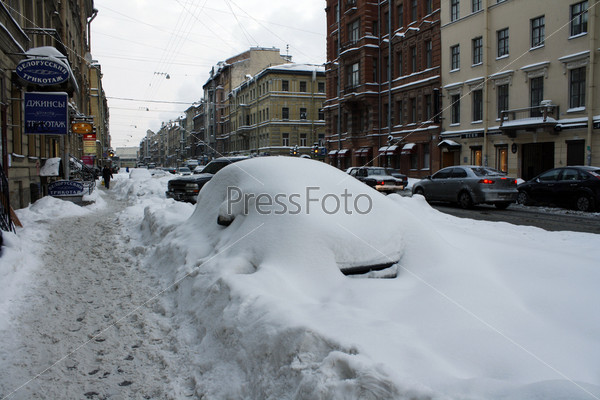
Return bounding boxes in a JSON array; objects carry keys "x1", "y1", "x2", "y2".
[
  {"x1": 348, "y1": 19, "x2": 360, "y2": 44},
  {"x1": 282, "y1": 133, "x2": 289, "y2": 146},
  {"x1": 425, "y1": 94, "x2": 432, "y2": 120},
  {"x1": 423, "y1": 145, "x2": 430, "y2": 170},
  {"x1": 425, "y1": 40, "x2": 432, "y2": 68},
  {"x1": 411, "y1": 46, "x2": 417, "y2": 72},
  {"x1": 426, "y1": 0, "x2": 433, "y2": 15},
  {"x1": 451, "y1": 0, "x2": 460, "y2": 21},
  {"x1": 318, "y1": 109, "x2": 324, "y2": 120},
  {"x1": 383, "y1": 12, "x2": 389, "y2": 34},
  {"x1": 571, "y1": 1, "x2": 588, "y2": 36},
  {"x1": 397, "y1": 4, "x2": 404, "y2": 28},
  {"x1": 411, "y1": 0, "x2": 418, "y2": 21},
  {"x1": 300, "y1": 133, "x2": 307, "y2": 146},
  {"x1": 451, "y1": 44, "x2": 460, "y2": 70},
  {"x1": 282, "y1": 107, "x2": 289, "y2": 120},
  {"x1": 300, "y1": 107, "x2": 307, "y2": 119},
  {"x1": 372, "y1": 57, "x2": 378, "y2": 82},
  {"x1": 282, "y1": 80, "x2": 289, "y2": 91},
  {"x1": 410, "y1": 152, "x2": 418, "y2": 170},
  {"x1": 497, "y1": 28, "x2": 509, "y2": 57},
  {"x1": 396, "y1": 100, "x2": 403, "y2": 125},
  {"x1": 497, "y1": 83, "x2": 509, "y2": 119},
  {"x1": 472, "y1": 89, "x2": 483, "y2": 121},
  {"x1": 569, "y1": 66, "x2": 586, "y2": 108},
  {"x1": 300, "y1": 81, "x2": 307, "y2": 92},
  {"x1": 410, "y1": 97, "x2": 417, "y2": 123},
  {"x1": 397, "y1": 51, "x2": 403, "y2": 76},
  {"x1": 531, "y1": 16, "x2": 545, "y2": 47},
  {"x1": 472, "y1": 36, "x2": 482, "y2": 65},
  {"x1": 472, "y1": 0, "x2": 481, "y2": 12},
  {"x1": 530, "y1": 76, "x2": 544, "y2": 117},
  {"x1": 497, "y1": 146, "x2": 508, "y2": 173},
  {"x1": 318, "y1": 82, "x2": 325, "y2": 93},
  {"x1": 451, "y1": 94, "x2": 460, "y2": 124},
  {"x1": 348, "y1": 62, "x2": 360, "y2": 88}
]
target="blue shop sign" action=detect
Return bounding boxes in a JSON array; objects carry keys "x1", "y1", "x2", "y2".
[
  {"x1": 24, "y1": 92, "x2": 68, "y2": 135},
  {"x1": 48, "y1": 180, "x2": 85, "y2": 197},
  {"x1": 16, "y1": 58, "x2": 70, "y2": 86}
]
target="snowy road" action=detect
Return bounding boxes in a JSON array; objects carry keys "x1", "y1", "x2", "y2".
[{"x1": 0, "y1": 191, "x2": 194, "y2": 399}]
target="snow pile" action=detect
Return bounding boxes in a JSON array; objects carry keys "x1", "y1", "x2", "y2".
[
  {"x1": 1, "y1": 159, "x2": 599, "y2": 399},
  {"x1": 130, "y1": 157, "x2": 600, "y2": 399}
]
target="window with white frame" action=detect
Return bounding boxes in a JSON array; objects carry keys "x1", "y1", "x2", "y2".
[
  {"x1": 300, "y1": 107, "x2": 307, "y2": 120},
  {"x1": 531, "y1": 16, "x2": 545, "y2": 47},
  {"x1": 282, "y1": 133, "x2": 290, "y2": 146},
  {"x1": 497, "y1": 28, "x2": 509, "y2": 57},
  {"x1": 347, "y1": 62, "x2": 360, "y2": 88},
  {"x1": 472, "y1": 36, "x2": 482, "y2": 65},
  {"x1": 570, "y1": 1, "x2": 588, "y2": 36},
  {"x1": 348, "y1": 19, "x2": 360, "y2": 44},
  {"x1": 497, "y1": 84, "x2": 509, "y2": 119},
  {"x1": 300, "y1": 133, "x2": 307, "y2": 146},
  {"x1": 451, "y1": 45, "x2": 460, "y2": 70},
  {"x1": 451, "y1": 94, "x2": 460, "y2": 124},
  {"x1": 569, "y1": 66, "x2": 586, "y2": 109},
  {"x1": 472, "y1": 89, "x2": 483, "y2": 121}
]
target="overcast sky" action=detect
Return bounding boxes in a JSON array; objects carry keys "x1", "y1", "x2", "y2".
[{"x1": 90, "y1": 0, "x2": 327, "y2": 148}]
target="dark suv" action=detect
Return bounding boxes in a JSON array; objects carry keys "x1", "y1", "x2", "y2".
[{"x1": 166, "y1": 156, "x2": 248, "y2": 203}]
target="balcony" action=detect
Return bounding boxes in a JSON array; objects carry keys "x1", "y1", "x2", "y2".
[{"x1": 499, "y1": 102, "x2": 559, "y2": 137}]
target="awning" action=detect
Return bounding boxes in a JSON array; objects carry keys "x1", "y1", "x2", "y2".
[
  {"x1": 401, "y1": 143, "x2": 416, "y2": 155},
  {"x1": 438, "y1": 139, "x2": 461, "y2": 149},
  {"x1": 356, "y1": 147, "x2": 372, "y2": 156},
  {"x1": 328, "y1": 149, "x2": 338, "y2": 157},
  {"x1": 378, "y1": 145, "x2": 400, "y2": 155},
  {"x1": 338, "y1": 149, "x2": 351, "y2": 157}
]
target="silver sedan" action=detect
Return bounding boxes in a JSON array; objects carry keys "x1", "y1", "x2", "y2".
[{"x1": 412, "y1": 165, "x2": 518, "y2": 209}]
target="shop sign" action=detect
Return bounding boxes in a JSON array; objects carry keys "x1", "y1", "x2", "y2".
[
  {"x1": 16, "y1": 58, "x2": 69, "y2": 86},
  {"x1": 48, "y1": 180, "x2": 84, "y2": 196},
  {"x1": 24, "y1": 92, "x2": 68, "y2": 135},
  {"x1": 82, "y1": 156, "x2": 94, "y2": 166},
  {"x1": 83, "y1": 133, "x2": 97, "y2": 155},
  {"x1": 72, "y1": 121, "x2": 93, "y2": 134}
]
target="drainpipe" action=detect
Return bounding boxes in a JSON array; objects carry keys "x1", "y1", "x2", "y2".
[
  {"x1": 87, "y1": 9, "x2": 98, "y2": 51},
  {"x1": 337, "y1": 0, "x2": 342, "y2": 168},
  {"x1": 586, "y1": 0, "x2": 597, "y2": 166}
]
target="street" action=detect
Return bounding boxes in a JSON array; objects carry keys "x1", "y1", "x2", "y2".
[{"x1": 432, "y1": 203, "x2": 600, "y2": 234}]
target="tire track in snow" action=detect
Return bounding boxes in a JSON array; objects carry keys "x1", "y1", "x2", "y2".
[{"x1": 0, "y1": 193, "x2": 194, "y2": 399}]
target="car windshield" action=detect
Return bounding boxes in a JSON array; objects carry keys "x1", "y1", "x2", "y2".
[
  {"x1": 470, "y1": 167, "x2": 505, "y2": 177},
  {"x1": 201, "y1": 161, "x2": 229, "y2": 174},
  {"x1": 179, "y1": 167, "x2": 191, "y2": 172}
]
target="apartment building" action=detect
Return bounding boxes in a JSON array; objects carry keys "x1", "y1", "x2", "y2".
[
  {"x1": 440, "y1": 0, "x2": 599, "y2": 180},
  {"x1": 1, "y1": 0, "x2": 103, "y2": 209},
  {"x1": 227, "y1": 63, "x2": 326, "y2": 156},
  {"x1": 203, "y1": 47, "x2": 291, "y2": 159},
  {"x1": 324, "y1": 0, "x2": 442, "y2": 176}
]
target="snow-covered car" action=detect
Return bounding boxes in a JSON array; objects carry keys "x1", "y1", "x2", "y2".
[
  {"x1": 517, "y1": 166, "x2": 600, "y2": 212},
  {"x1": 412, "y1": 165, "x2": 518, "y2": 209},
  {"x1": 193, "y1": 165, "x2": 205, "y2": 174},
  {"x1": 165, "y1": 156, "x2": 248, "y2": 203},
  {"x1": 347, "y1": 167, "x2": 406, "y2": 193}
]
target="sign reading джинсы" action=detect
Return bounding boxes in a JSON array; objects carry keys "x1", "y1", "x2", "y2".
[{"x1": 24, "y1": 92, "x2": 68, "y2": 135}]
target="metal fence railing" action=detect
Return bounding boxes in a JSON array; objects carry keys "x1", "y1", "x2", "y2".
[{"x1": 0, "y1": 164, "x2": 15, "y2": 233}]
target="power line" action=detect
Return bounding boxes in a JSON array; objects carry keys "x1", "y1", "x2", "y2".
[{"x1": 107, "y1": 96, "x2": 198, "y2": 105}]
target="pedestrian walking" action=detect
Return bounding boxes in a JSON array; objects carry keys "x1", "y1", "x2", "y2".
[{"x1": 102, "y1": 165, "x2": 113, "y2": 189}]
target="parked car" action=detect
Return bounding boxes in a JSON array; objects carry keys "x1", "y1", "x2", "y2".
[
  {"x1": 193, "y1": 165, "x2": 205, "y2": 174},
  {"x1": 166, "y1": 156, "x2": 248, "y2": 203},
  {"x1": 412, "y1": 165, "x2": 518, "y2": 209},
  {"x1": 347, "y1": 167, "x2": 406, "y2": 193},
  {"x1": 384, "y1": 168, "x2": 409, "y2": 188},
  {"x1": 177, "y1": 167, "x2": 192, "y2": 176},
  {"x1": 163, "y1": 167, "x2": 177, "y2": 174},
  {"x1": 517, "y1": 166, "x2": 600, "y2": 212}
]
